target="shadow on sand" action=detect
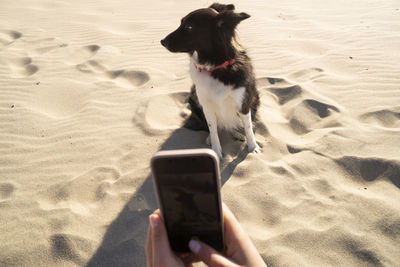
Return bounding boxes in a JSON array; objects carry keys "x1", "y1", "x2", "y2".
[{"x1": 85, "y1": 127, "x2": 249, "y2": 266}]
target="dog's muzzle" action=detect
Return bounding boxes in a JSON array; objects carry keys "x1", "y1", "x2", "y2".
[{"x1": 160, "y1": 38, "x2": 169, "y2": 48}]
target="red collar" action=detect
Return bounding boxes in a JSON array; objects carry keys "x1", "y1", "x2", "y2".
[{"x1": 193, "y1": 59, "x2": 236, "y2": 73}]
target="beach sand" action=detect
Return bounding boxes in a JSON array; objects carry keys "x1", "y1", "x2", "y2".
[{"x1": 1, "y1": 0, "x2": 399, "y2": 266}]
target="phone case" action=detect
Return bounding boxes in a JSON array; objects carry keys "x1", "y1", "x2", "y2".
[{"x1": 150, "y1": 148, "x2": 224, "y2": 252}]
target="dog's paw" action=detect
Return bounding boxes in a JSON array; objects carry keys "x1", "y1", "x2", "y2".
[{"x1": 248, "y1": 143, "x2": 261, "y2": 154}]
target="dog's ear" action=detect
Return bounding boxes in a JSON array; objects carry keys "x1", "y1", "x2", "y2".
[
  {"x1": 209, "y1": 3, "x2": 235, "y2": 12},
  {"x1": 216, "y1": 11, "x2": 251, "y2": 29}
]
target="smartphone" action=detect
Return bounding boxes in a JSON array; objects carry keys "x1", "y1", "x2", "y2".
[{"x1": 150, "y1": 148, "x2": 224, "y2": 253}]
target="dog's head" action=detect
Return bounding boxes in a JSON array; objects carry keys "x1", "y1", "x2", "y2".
[{"x1": 161, "y1": 3, "x2": 250, "y2": 54}]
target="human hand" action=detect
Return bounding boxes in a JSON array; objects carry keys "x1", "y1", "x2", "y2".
[
  {"x1": 145, "y1": 204, "x2": 267, "y2": 267},
  {"x1": 188, "y1": 203, "x2": 267, "y2": 267},
  {"x1": 145, "y1": 210, "x2": 194, "y2": 267}
]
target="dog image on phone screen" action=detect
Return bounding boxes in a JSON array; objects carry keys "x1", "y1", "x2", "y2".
[{"x1": 161, "y1": 3, "x2": 261, "y2": 159}]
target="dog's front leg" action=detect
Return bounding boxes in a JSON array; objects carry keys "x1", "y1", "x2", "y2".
[
  {"x1": 239, "y1": 111, "x2": 261, "y2": 153},
  {"x1": 203, "y1": 111, "x2": 223, "y2": 159}
]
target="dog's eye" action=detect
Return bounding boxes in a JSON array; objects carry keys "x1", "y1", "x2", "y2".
[{"x1": 184, "y1": 24, "x2": 193, "y2": 31}]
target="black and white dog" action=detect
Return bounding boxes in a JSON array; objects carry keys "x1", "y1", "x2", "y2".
[{"x1": 161, "y1": 3, "x2": 260, "y2": 159}]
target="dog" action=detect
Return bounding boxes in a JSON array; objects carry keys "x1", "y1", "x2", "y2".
[{"x1": 161, "y1": 3, "x2": 260, "y2": 159}]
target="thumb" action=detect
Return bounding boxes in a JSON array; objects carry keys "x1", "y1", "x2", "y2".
[{"x1": 189, "y1": 240, "x2": 238, "y2": 267}]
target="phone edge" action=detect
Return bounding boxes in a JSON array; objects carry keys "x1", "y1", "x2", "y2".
[{"x1": 149, "y1": 148, "x2": 224, "y2": 252}]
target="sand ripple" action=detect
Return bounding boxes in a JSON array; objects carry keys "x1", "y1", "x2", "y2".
[{"x1": 0, "y1": 1, "x2": 399, "y2": 266}]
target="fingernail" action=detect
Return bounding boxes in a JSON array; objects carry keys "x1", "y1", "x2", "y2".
[
  {"x1": 149, "y1": 214, "x2": 159, "y2": 228},
  {"x1": 189, "y1": 240, "x2": 201, "y2": 253}
]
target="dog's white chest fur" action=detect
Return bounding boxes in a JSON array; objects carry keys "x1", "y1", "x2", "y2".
[{"x1": 189, "y1": 61, "x2": 245, "y2": 130}]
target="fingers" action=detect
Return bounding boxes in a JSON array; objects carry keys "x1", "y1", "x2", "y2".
[
  {"x1": 145, "y1": 219, "x2": 152, "y2": 267},
  {"x1": 180, "y1": 253, "x2": 197, "y2": 267},
  {"x1": 153, "y1": 209, "x2": 161, "y2": 217},
  {"x1": 222, "y1": 203, "x2": 242, "y2": 232},
  {"x1": 146, "y1": 209, "x2": 161, "y2": 267},
  {"x1": 222, "y1": 202, "x2": 247, "y2": 252},
  {"x1": 150, "y1": 212, "x2": 173, "y2": 266},
  {"x1": 189, "y1": 239, "x2": 238, "y2": 267}
]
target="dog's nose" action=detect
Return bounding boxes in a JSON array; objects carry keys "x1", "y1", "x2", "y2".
[{"x1": 160, "y1": 38, "x2": 168, "y2": 48}]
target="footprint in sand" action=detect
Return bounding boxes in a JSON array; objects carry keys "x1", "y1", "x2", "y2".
[
  {"x1": 288, "y1": 67, "x2": 325, "y2": 82},
  {"x1": 133, "y1": 92, "x2": 189, "y2": 134},
  {"x1": 258, "y1": 76, "x2": 303, "y2": 104},
  {"x1": 76, "y1": 59, "x2": 107, "y2": 74},
  {"x1": 76, "y1": 59, "x2": 150, "y2": 88},
  {"x1": 336, "y1": 156, "x2": 400, "y2": 188},
  {"x1": 258, "y1": 75, "x2": 341, "y2": 136},
  {"x1": 0, "y1": 182, "x2": 15, "y2": 199},
  {"x1": 67, "y1": 45, "x2": 101, "y2": 64},
  {"x1": 376, "y1": 216, "x2": 400, "y2": 240},
  {"x1": 270, "y1": 84, "x2": 303, "y2": 105},
  {"x1": 9, "y1": 57, "x2": 39, "y2": 77},
  {"x1": 50, "y1": 233, "x2": 93, "y2": 265},
  {"x1": 40, "y1": 166, "x2": 121, "y2": 213},
  {"x1": 303, "y1": 99, "x2": 340, "y2": 118},
  {"x1": 34, "y1": 42, "x2": 68, "y2": 55},
  {"x1": 28, "y1": 80, "x2": 87, "y2": 118},
  {"x1": 12, "y1": 36, "x2": 69, "y2": 55},
  {"x1": 257, "y1": 77, "x2": 292, "y2": 87},
  {"x1": 359, "y1": 107, "x2": 400, "y2": 128},
  {"x1": 106, "y1": 69, "x2": 150, "y2": 87},
  {"x1": 289, "y1": 99, "x2": 341, "y2": 135},
  {"x1": 286, "y1": 144, "x2": 303, "y2": 154},
  {"x1": 0, "y1": 30, "x2": 22, "y2": 47}
]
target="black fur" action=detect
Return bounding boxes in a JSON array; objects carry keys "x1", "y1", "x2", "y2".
[
  {"x1": 183, "y1": 85, "x2": 209, "y2": 131},
  {"x1": 161, "y1": 3, "x2": 260, "y2": 131}
]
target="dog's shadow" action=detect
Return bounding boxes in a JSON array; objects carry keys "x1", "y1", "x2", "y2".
[{"x1": 85, "y1": 126, "x2": 250, "y2": 267}]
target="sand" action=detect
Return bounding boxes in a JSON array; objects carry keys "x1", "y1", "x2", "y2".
[{"x1": 1, "y1": 0, "x2": 399, "y2": 266}]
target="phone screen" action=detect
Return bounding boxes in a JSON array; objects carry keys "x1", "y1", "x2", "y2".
[{"x1": 152, "y1": 155, "x2": 223, "y2": 253}]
